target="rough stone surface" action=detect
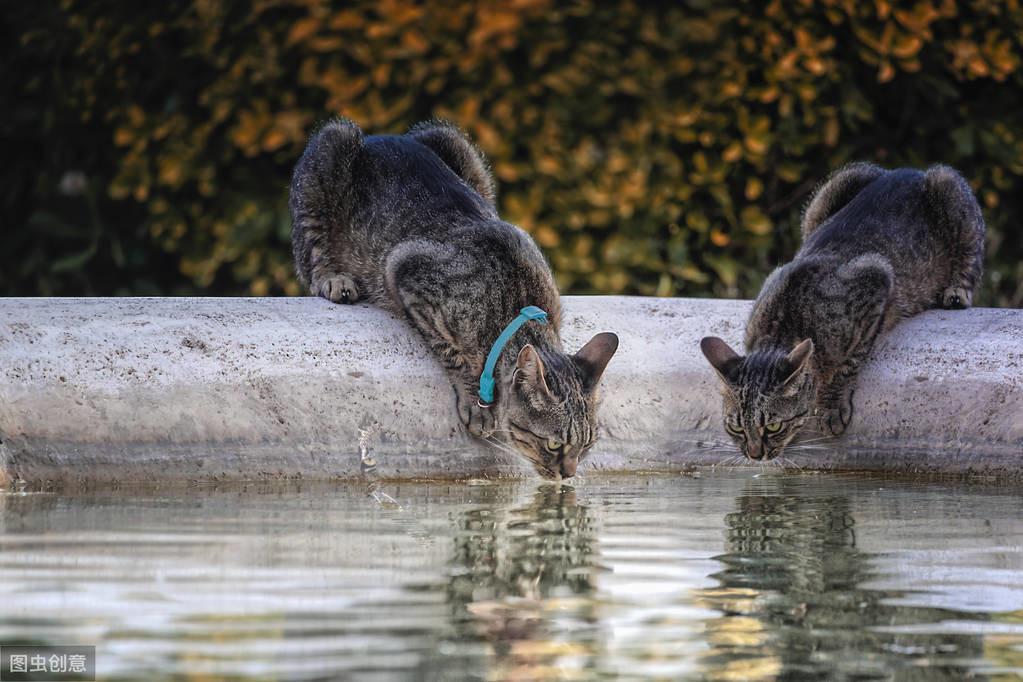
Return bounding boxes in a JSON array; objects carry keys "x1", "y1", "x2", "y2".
[{"x1": 0, "y1": 296, "x2": 1020, "y2": 484}]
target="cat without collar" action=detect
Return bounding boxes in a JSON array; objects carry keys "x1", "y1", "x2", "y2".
[
  {"x1": 701, "y1": 163, "x2": 985, "y2": 461},
  {"x1": 289, "y1": 118, "x2": 619, "y2": 479}
]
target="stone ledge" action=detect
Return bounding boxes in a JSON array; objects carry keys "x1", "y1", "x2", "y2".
[{"x1": 0, "y1": 296, "x2": 1020, "y2": 484}]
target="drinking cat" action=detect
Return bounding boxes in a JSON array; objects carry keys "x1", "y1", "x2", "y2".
[
  {"x1": 289, "y1": 119, "x2": 619, "y2": 479},
  {"x1": 700, "y1": 163, "x2": 985, "y2": 461}
]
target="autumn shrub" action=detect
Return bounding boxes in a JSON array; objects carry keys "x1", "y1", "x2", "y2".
[{"x1": 4, "y1": 0, "x2": 1022, "y2": 304}]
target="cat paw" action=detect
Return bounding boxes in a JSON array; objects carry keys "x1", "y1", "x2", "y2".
[
  {"x1": 466, "y1": 401, "x2": 496, "y2": 439},
  {"x1": 316, "y1": 274, "x2": 360, "y2": 304},
  {"x1": 822, "y1": 409, "x2": 848, "y2": 436},
  {"x1": 820, "y1": 399, "x2": 854, "y2": 436},
  {"x1": 941, "y1": 286, "x2": 972, "y2": 310},
  {"x1": 455, "y1": 386, "x2": 495, "y2": 439}
]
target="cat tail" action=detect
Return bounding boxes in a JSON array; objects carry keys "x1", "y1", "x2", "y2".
[{"x1": 289, "y1": 118, "x2": 364, "y2": 288}]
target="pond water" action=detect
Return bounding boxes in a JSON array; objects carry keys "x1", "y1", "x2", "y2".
[{"x1": 1, "y1": 471, "x2": 1022, "y2": 681}]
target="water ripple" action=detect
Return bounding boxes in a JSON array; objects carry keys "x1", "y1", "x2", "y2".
[{"x1": 0, "y1": 472, "x2": 1021, "y2": 680}]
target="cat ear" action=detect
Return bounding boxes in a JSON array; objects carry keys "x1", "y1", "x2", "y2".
[
  {"x1": 782, "y1": 338, "x2": 814, "y2": 390},
  {"x1": 515, "y1": 344, "x2": 551, "y2": 396},
  {"x1": 700, "y1": 337, "x2": 742, "y2": 384},
  {"x1": 573, "y1": 332, "x2": 619, "y2": 390}
]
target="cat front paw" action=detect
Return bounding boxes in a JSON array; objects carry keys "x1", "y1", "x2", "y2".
[
  {"x1": 466, "y1": 402, "x2": 496, "y2": 439},
  {"x1": 820, "y1": 396, "x2": 854, "y2": 436},
  {"x1": 455, "y1": 386, "x2": 495, "y2": 439},
  {"x1": 315, "y1": 273, "x2": 360, "y2": 304},
  {"x1": 822, "y1": 409, "x2": 849, "y2": 436},
  {"x1": 941, "y1": 286, "x2": 972, "y2": 310}
]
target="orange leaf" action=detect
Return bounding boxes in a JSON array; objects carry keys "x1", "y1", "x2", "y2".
[{"x1": 287, "y1": 17, "x2": 320, "y2": 46}]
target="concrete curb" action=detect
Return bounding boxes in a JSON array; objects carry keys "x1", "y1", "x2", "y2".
[{"x1": 1, "y1": 297, "x2": 1020, "y2": 484}]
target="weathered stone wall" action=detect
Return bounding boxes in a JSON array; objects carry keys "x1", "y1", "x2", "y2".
[{"x1": 1, "y1": 297, "x2": 1020, "y2": 484}]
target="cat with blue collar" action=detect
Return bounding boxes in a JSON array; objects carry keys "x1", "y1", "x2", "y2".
[{"x1": 290, "y1": 118, "x2": 619, "y2": 479}]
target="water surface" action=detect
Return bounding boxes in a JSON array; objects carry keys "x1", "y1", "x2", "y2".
[{"x1": 1, "y1": 471, "x2": 1022, "y2": 680}]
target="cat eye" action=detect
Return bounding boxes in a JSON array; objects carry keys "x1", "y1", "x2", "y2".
[
  {"x1": 765, "y1": 422, "x2": 782, "y2": 433},
  {"x1": 545, "y1": 438, "x2": 563, "y2": 452},
  {"x1": 724, "y1": 422, "x2": 744, "y2": 437}
]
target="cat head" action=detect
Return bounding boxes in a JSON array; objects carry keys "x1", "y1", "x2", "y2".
[
  {"x1": 498, "y1": 332, "x2": 619, "y2": 479},
  {"x1": 700, "y1": 336, "x2": 816, "y2": 461}
]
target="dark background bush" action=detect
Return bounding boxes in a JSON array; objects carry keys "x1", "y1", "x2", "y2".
[{"x1": 4, "y1": 0, "x2": 1022, "y2": 304}]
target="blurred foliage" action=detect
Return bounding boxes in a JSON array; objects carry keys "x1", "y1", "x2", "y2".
[{"x1": 3, "y1": 0, "x2": 1022, "y2": 304}]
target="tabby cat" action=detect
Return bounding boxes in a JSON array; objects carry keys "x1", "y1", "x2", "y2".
[
  {"x1": 290, "y1": 118, "x2": 619, "y2": 479},
  {"x1": 701, "y1": 163, "x2": 985, "y2": 461}
]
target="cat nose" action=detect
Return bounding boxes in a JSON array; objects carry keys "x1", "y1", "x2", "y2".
[
  {"x1": 747, "y1": 443, "x2": 764, "y2": 460},
  {"x1": 560, "y1": 455, "x2": 578, "y2": 478}
]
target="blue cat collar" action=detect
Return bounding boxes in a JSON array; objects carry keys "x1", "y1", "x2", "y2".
[{"x1": 477, "y1": 306, "x2": 549, "y2": 406}]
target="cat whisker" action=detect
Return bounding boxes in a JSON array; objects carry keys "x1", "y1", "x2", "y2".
[
  {"x1": 792, "y1": 436, "x2": 835, "y2": 445},
  {"x1": 696, "y1": 444, "x2": 736, "y2": 453},
  {"x1": 702, "y1": 449, "x2": 740, "y2": 461},
  {"x1": 494, "y1": 442, "x2": 524, "y2": 460},
  {"x1": 713, "y1": 454, "x2": 746, "y2": 468},
  {"x1": 778, "y1": 456, "x2": 804, "y2": 471},
  {"x1": 482, "y1": 436, "x2": 521, "y2": 460},
  {"x1": 482, "y1": 443, "x2": 509, "y2": 459},
  {"x1": 674, "y1": 443, "x2": 730, "y2": 457}
]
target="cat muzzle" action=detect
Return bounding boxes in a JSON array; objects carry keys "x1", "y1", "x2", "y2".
[
  {"x1": 747, "y1": 441, "x2": 765, "y2": 460},
  {"x1": 560, "y1": 455, "x2": 578, "y2": 478}
]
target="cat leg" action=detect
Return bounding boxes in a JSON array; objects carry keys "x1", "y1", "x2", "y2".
[
  {"x1": 453, "y1": 380, "x2": 496, "y2": 439},
  {"x1": 818, "y1": 254, "x2": 893, "y2": 435},
  {"x1": 801, "y1": 162, "x2": 886, "y2": 239},
  {"x1": 407, "y1": 121, "x2": 496, "y2": 205},
  {"x1": 289, "y1": 119, "x2": 365, "y2": 301},
  {"x1": 385, "y1": 240, "x2": 495, "y2": 438},
  {"x1": 820, "y1": 385, "x2": 856, "y2": 437},
  {"x1": 922, "y1": 165, "x2": 986, "y2": 309}
]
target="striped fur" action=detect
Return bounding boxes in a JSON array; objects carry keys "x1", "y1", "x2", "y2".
[
  {"x1": 290, "y1": 118, "x2": 619, "y2": 478},
  {"x1": 702, "y1": 163, "x2": 985, "y2": 460}
]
